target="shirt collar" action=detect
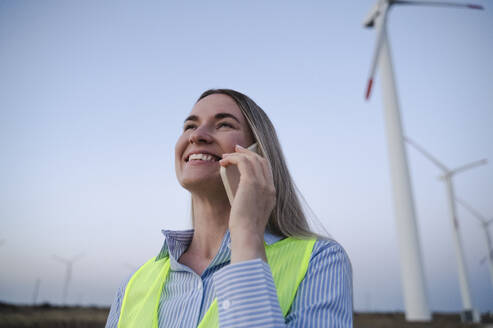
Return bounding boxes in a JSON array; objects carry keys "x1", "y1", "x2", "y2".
[
  {"x1": 156, "y1": 229, "x2": 282, "y2": 262},
  {"x1": 264, "y1": 231, "x2": 282, "y2": 245}
]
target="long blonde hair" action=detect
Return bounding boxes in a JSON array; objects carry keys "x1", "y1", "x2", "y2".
[{"x1": 198, "y1": 89, "x2": 317, "y2": 238}]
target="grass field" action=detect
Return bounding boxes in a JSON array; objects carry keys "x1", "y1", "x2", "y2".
[
  {"x1": 0, "y1": 303, "x2": 108, "y2": 328},
  {"x1": 0, "y1": 303, "x2": 491, "y2": 327}
]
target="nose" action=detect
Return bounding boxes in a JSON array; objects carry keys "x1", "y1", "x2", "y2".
[{"x1": 189, "y1": 125, "x2": 213, "y2": 144}]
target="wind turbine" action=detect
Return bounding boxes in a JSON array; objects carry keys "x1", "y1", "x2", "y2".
[
  {"x1": 405, "y1": 137, "x2": 486, "y2": 322},
  {"x1": 32, "y1": 278, "x2": 41, "y2": 305},
  {"x1": 455, "y1": 198, "x2": 493, "y2": 292},
  {"x1": 53, "y1": 253, "x2": 84, "y2": 305},
  {"x1": 363, "y1": 0, "x2": 483, "y2": 321}
]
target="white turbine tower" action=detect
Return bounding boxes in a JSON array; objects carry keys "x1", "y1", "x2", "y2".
[
  {"x1": 53, "y1": 253, "x2": 84, "y2": 305},
  {"x1": 455, "y1": 198, "x2": 493, "y2": 293},
  {"x1": 363, "y1": 0, "x2": 483, "y2": 321},
  {"x1": 405, "y1": 137, "x2": 486, "y2": 322},
  {"x1": 32, "y1": 278, "x2": 41, "y2": 305}
]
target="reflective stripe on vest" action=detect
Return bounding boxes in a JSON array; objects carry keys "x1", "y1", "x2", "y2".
[{"x1": 118, "y1": 237, "x2": 316, "y2": 328}]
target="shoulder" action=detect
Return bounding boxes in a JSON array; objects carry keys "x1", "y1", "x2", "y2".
[
  {"x1": 116, "y1": 256, "x2": 160, "y2": 294},
  {"x1": 114, "y1": 273, "x2": 133, "y2": 301},
  {"x1": 111, "y1": 255, "x2": 157, "y2": 304},
  {"x1": 309, "y1": 238, "x2": 352, "y2": 276},
  {"x1": 312, "y1": 238, "x2": 350, "y2": 257}
]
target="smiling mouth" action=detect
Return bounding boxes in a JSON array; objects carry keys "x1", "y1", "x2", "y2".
[{"x1": 186, "y1": 153, "x2": 221, "y2": 162}]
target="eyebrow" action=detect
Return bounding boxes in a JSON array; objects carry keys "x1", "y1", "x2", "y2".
[{"x1": 183, "y1": 113, "x2": 240, "y2": 123}]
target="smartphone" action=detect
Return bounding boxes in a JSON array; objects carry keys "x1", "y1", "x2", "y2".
[{"x1": 220, "y1": 143, "x2": 259, "y2": 205}]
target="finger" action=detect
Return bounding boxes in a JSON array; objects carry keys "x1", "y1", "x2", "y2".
[
  {"x1": 220, "y1": 153, "x2": 262, "y2": 181},
  {"x1": 260, "y1": 157, "x2": 274, "y2": 187},
  {"x1": 235, "y1": 144, "x2": 249, "y2": 152},
  {"x1": 221, "y1": 146, "x2": 253, "y2": 159},
  {"x1": 257, "y1": 159, "x2": 275, "y2": 205},
  {"x1": 236, "y1": 145, "x2": 272, "y2": 182},
  {"x1": 219, "y1": 153, "x2": 241, "y2": 166},
  {"x1": 234, "y1": 144, "x2": 274, "y2": 187},
  {"x1": 235, "y1": 144, "x2": 266, "y2": 169},
  {"x1": 221, "y1": 153, "x2": 232, "y2": 159},
  {"x1": 235, "y1": 144, "x2": 261, "y2": 158},
  {"x1": 249, "y1": 155, "x2": 267, "y2": 183},
  {"x1": 219, "y1": 152, "x2": 254, "y2": 166}
]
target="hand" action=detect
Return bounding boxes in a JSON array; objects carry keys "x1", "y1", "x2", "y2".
[{"x1": 219, "y1": 144, "x2": 276, "y2": 263}]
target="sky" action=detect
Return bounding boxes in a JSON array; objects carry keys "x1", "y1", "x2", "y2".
[{"x1": 1, "y1": 0, "x2": 492, "y2": 313}]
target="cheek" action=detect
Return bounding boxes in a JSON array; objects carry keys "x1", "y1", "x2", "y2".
[
  {"x1": 175, "y1": 135, "x2": 187, "y2": 164},
  {"x1": 225, "y1": 130, "x2": 253, "y2": 149},
  {"x1": 174, "y1": 137, "x2": 186, "y2": 182},
  {"x1": 236, "y1": 133, "x2": 254, "y2": 148},
  {"x1": 221, "y1": 137, "x2": 242, "y2": 152},
  {"x1": 239, "y1": 126, "x2": 255, "y2": 146}
]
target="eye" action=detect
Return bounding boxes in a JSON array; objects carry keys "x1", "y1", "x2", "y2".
[
  {"x1": 217, "y1": 122, "x2": 234, "y2": 129},
  {"x1": 184, "y1": 123, "x2": 196, "y2": 131}
]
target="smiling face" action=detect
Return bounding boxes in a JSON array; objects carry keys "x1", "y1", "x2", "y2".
[{"x1": 175, "y1": 94, "x2": 254, "y2": 193}]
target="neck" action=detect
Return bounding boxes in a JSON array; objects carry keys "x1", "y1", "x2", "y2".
[{"x1": 188, "y1": 190, "x2": 231, "y2": 260}]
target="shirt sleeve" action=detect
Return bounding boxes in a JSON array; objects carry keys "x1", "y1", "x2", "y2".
[
  {"x1": 105, "y1": 276, "x2": 131, "y2": 328},
  {"x1": 213, "y1": 240, "x2": 353, "y2": 328}
]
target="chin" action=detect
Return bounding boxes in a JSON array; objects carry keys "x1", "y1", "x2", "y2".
[{"x1": 180, "y1": 175, "x2": 222, "y2": 194}]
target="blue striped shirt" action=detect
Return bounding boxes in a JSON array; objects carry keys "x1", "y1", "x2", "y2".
[{"x1": 105, "y1": 229, "x2": 353, "y2": 327}]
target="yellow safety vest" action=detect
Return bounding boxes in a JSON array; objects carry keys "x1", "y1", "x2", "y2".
[{"x1": 118, "y1": 237, "x2": 316, "y2": 328}]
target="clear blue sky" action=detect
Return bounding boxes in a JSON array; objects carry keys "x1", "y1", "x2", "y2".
[{"x1": 1, "y1": 0, "x2": 492, "y2": 312}]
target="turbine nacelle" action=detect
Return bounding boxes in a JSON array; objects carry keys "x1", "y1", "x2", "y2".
[{"x1": 363, "y1": 0, "x2": 387, "y2": 28}]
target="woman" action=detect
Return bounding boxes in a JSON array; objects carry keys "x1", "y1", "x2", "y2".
[{"x1": 105, "y1": 89, "x2": 353, "y2": 327}]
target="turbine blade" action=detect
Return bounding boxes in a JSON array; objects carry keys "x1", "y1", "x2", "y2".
[
  {"x1": 53, "y1": 255, "x2": 69, "y2": 264},
  {"x1": 394, "y1": 0, "x2": 484, "y2": 10},
  {"x1": 365, "y1": 79, "x2": 374, "y2": 100},
  {"x1": 365, "y1": 3, "x2": 390, "y2": 100},
  {"x1": 403, "y1": 137, "x2": 449, "y2": 172},
  {"x1": 455, "y1": 197, "x2": 489, "y2": 224},
  {"x1": 450, "y1": 158, "x2": 487, "y2": 175},
  {"x1": 72, "y1": 252, "x2": 85, "y2": 263}
]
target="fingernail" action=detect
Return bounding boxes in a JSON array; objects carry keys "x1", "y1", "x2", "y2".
[{"x1": 236, "y1": 144, "x2": 244, "y2": 150}]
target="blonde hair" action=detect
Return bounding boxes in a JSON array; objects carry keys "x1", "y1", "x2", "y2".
[{"x1": 198, "y1": 89, "x2": 316, "y2": 238}]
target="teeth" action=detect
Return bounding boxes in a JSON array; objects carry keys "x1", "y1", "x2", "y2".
[{"x1": 189, "y1": 153, "x2": 216, "y2": 161}]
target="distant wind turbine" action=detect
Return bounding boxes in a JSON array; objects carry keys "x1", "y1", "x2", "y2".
[
  {"x1": 455, "y1": 198, "x2": 493, "y2": 292},
  {"x1": 53, "y1": 253, "x2": 84, "y2": 305},
  {"x1": 405, "y1": 136, "x2": 486, "y2": 323},
  {"x1": 32, "y1": 278, "x2": 41, "y2": 305},
  {"x1": 363, "y1": 0, "x2": 483, "y2": 321}
]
